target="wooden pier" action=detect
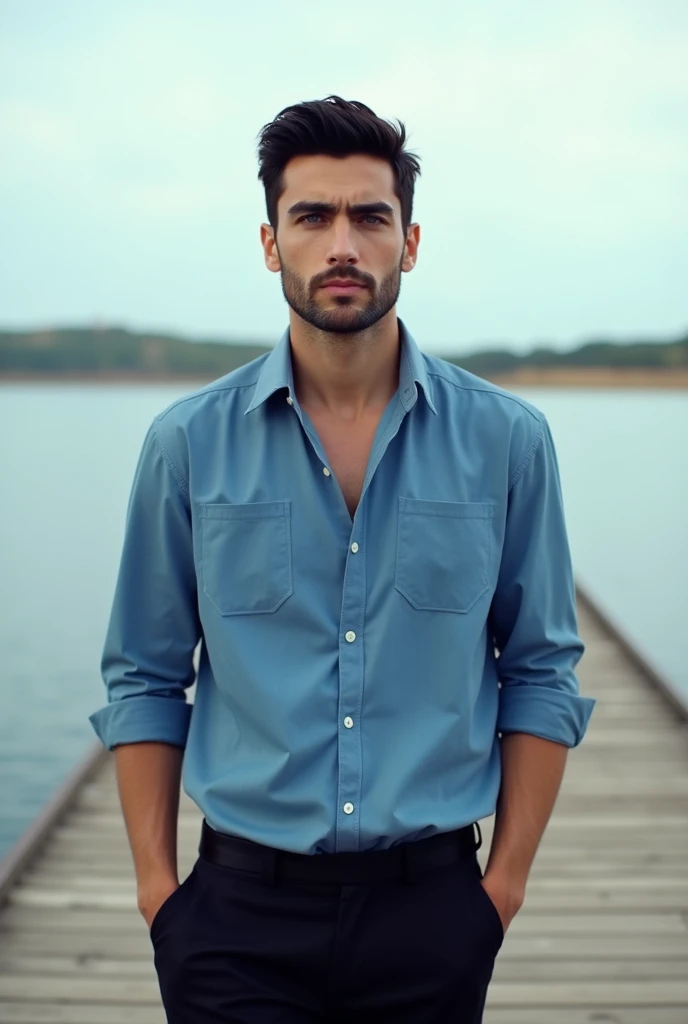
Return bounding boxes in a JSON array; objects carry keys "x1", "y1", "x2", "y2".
[{"x1": 1, "y1": 591, "x2": 687, "y2": 1023}]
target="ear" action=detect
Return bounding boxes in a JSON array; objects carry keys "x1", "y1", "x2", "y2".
[
  {"x1": 401, "y1": 223, "x2": 420, "y2": 273},
  {"x1": 260, "y1": 223, "x2": 281, "y2": 273}
]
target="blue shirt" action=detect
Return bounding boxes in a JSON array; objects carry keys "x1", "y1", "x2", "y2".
[{"x1": 90, "y1": 320, "x2": 596, "y2": 855}]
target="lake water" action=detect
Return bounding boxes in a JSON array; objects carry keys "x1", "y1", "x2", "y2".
[{"x1": 0, "y1": 382, "x2": 686, "y2": 859}]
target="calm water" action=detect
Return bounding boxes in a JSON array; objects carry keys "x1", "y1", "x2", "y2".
[{"x1": 1, "y1": 383, "x2": 686, "y2": 858}]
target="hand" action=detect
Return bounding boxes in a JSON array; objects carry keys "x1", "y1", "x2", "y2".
[
  {"x1": 480, "y1": 871, "x2": 525, "y2": 936},
  {"x1": 138, "y1": 878, "x2": 180, "y2": 931}
]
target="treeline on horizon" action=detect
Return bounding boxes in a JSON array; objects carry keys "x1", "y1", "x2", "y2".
[{"x1": 1, "y1": 325, "x2": 687, "y2": 378}]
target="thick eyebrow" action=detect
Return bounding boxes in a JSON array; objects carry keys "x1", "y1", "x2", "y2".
[{"x1": 286, "y1": 200, "x2": 395, "y2": 219}]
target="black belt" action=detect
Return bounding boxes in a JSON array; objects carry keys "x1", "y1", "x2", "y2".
[{"x1": 199, "y1": 819, "x2": 482, "y2": 885}]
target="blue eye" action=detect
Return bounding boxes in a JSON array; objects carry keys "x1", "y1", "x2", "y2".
[{"x1": 297, "y1": 213, "x2": 385, "y2": 225}]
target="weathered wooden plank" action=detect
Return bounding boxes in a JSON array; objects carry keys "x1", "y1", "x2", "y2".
[
  {"x1": 490, "y1": 814, "x2": 688, "y2": 828},
  {"x1": 493, "y1": 959, "x2": 688, "y2": 981},
  {"x1": 0, "y1": 1006, "x2": 164, "y2": 1024},
  {"x1": 573, "y1": 733, "x2": 687, "y2": 749},
  {"x1": 560, "y1": 778, "x2": 688, "y2": 794},
  {"x1": 484, "y1": 1012, "x2": 688, "y2": 1024},
  {"x1": 558, "y1": 749, "x2": 686, "y2": 763},
  {"x1": 553, "y1": 797, "x2": 688, "y2": 815},
  {"x1": 562, "y1": 765, "x2": 688, "y2": 780},
  {"x1": 484, "y1": 981, "x2": 688, "y2": 1007},
  {"x1": 0, "y1": 956, "x2": 153, "y2": 977},
  {"x1": 0, "y1": 977, "x2": 160, "y2": 1003},
  {"x1": 0, "y1": 934, "x2": 154, "y2": 958}
]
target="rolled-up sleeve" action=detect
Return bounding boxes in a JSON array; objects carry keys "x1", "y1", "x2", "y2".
[
  {"x1": 492, "y1": 414, "x2": 596, "y2": 747},
  {"x1": 89, "y1": 422, "x2": 200, "y2": 750}
]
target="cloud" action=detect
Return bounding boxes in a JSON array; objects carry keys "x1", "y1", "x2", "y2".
[{"x1": 0, "y1": 0, "x2": 686, "y2": 347}]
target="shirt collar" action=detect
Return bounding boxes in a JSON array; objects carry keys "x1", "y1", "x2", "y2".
[
  {"x1": 243, "y1": 326, "x2": 294, "y2": 415},
  {"x1": 397, "y1": 319, "x2": 437, "y2": 415},
  {"x1": 244, "y1": 318, "x2": 436, "y2": 416}
]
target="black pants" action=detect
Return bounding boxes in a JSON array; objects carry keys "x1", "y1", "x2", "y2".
[{"x1": 151, "y1": 825, "x2": 504, "y2": 1023}]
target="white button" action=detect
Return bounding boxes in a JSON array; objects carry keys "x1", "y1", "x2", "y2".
[
  {"x1": 350, "y1": 542, "x2": 359, "y2": 554},
  {"x1": 344, "y1": 716, "x2": 354, "y2": 729},
  {"x1": 343, "y1": 802, "x2": 354, "y2": 814},
  {"x1": 345, "y1": 630, "x2": 356, "y2": 643},
  {"x1": 286, "y1": 396, "x2": 293, "y2": 406},
  {"x1": 323, "y1": 467, "x2": 331, "y2": 477}
]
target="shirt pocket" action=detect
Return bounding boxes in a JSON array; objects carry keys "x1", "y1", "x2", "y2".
[
  {"x1": 199, "y1": 501, "x2": 293, "y2": 615},
  {"x1": 395, "y1": 497, "x2": 495, "y2": 614}
]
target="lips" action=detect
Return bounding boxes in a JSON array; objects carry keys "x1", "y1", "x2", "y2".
[{"x1": 321, "y1": 280, "x2": 366, "y2": 293}]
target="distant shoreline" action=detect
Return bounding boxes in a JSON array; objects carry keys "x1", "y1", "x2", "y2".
[
  {"x1": 490, "y1": 367, "x2": 688, "y2": 388},
  {"x1": 1, "y1": 368, "x2": 688, "y2": 388}
]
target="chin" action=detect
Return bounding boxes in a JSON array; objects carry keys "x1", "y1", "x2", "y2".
[
  {"x1": 291, "y1": 293, "x2": 383, "y2": 335},
  {"x1": 323, "y1": 296, "x2": 362, "y2": 310},
  {"x1": 325, "y1": 308, "x2": 371, "y2": 330}
]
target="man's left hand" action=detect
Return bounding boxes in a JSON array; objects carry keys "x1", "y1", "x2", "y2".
[{"x1": 480, "y1": 871, "x2": 526, "y2": 935}]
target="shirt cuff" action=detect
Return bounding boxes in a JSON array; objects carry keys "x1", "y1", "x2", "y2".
[
  {"x1": 497, "y1": 685, "x2": 596, "y2": 748},
  {"x1": 89, "y1": 695, "x2": 192, "y2": 751}
]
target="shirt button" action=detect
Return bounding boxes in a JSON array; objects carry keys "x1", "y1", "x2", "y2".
[
  {"x1": 350, "y1": 542, "x2": 359, "y2": 554},
  {"x1": 344, "y1": 716, "x2": 354, "y2": 729},
  {"x1": 323, "y1": 467, "x2": 331, "y2": 477},
  {"x1": 345, "y1": 630, "x2": 356, "y2": 643},
  {"x1": 343, "y1": 802, "x2": 354, "y2": 814},
  {"x1": 286, "y1": 396, "x2": 293, "y2": 406}
]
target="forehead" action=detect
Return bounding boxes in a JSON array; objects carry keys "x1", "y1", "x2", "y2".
[{"x1": 279, "y1": 154, "x2": 398, "y2": 210}]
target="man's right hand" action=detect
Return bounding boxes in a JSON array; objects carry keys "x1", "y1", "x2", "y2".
[
  {"x1": 138, "y1": 877, "x2": 180, "y2": 931},
  {"x1": 113, "y1": 743, "x2": 185, "y2": 931}
]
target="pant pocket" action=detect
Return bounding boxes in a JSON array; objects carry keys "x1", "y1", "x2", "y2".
[
  {"x1": 150, "y1": 863, "x2": 197, "y2": 945},
  {"x1": 471, "y1": 862, "x2": 505, "y2": 952}
]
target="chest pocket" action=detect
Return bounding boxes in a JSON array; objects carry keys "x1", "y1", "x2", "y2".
[
  {"x1": 395, "y1": 497, "x2": 495, "y2": 613},
  {"x1": 199, "y1": 501, "x2": 293, "y2": 616}
]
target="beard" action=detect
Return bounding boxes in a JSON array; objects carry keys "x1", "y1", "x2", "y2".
[{"x1": 278, "y1": 254, "x2": 403, "y2": 335}]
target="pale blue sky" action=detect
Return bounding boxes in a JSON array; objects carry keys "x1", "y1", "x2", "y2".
[{"x1": 1, "y1": 0, "x2": 686, "y2": 354}]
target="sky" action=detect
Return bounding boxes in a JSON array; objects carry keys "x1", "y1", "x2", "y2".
[{"x1": 1, "y1": 0, "x2": 687, "y2": 355}]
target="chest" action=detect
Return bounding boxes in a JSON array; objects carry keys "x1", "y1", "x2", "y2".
[{"x1": 307, "y1": 413, "x2": 380, "y2": 518}]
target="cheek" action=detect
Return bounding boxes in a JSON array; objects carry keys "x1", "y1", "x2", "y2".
[
  {"x1": 281, "y1": 236, "x2": 325, "y2": 271},
  {"x1": 366, "y1": 233, "x2": 405, "y2": 262}
]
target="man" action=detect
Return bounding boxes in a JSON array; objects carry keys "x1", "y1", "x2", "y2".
[{"x1": 90, "y1": 95, "x2": 596, "y2": 1023}]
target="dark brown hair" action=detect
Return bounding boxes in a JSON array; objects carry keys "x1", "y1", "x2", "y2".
[{"x1": 257, "y1": 95, "x2": 421, "y2": 232}]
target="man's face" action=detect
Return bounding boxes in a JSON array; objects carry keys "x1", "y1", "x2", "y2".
[{"x1": 261, "y1": 154, "x2": 419, "y2": 334}]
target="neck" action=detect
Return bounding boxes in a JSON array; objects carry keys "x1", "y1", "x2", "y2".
[{"x1": 288, "y1": 309, "x2": 400, "y2": 421}]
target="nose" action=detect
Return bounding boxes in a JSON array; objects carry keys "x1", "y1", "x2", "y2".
[{"x1": 326, "y1": 216, "x2": 359, "y2": 266}]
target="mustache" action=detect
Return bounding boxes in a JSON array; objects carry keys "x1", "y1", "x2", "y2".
[{"x1": 311, "y1": 268, "x2": 375, "y2": 290}]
